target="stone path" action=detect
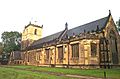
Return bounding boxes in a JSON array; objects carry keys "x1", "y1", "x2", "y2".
[{"x1": 66, "y1": 75, "x2": 103, "y2": 79}]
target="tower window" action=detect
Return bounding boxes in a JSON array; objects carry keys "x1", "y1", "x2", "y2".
[{"x1": 34, "y1": 29, "x2": 37, "y2": 35}]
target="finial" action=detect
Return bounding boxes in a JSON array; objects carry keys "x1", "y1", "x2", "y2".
[
  {"x1": 35, "y1": 20, "x2": 37, "y2": 23},
  {"x1": 109, "y1": 10, "x2": 111, "y2": 15},
  {"x1": 29, "y1": 21, "x2": 31, "y2": 24},
  {"x1": 41, "y1": 25, "x2": 43, "y2": 28},
  {"x1": 65, "y1": 22, "x2": 68, "y2": 30},
  {"x1": 65, "y1": 22, "x2": 68, "y2": 27}
]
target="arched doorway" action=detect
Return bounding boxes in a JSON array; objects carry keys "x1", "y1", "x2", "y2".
[{"x1": 109, "y1": 30, "x2": 119, "y2": 64}]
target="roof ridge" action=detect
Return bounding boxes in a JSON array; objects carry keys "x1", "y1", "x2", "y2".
[{"x1": 69, "y1": 16, "x2": 109, "y2": 31}]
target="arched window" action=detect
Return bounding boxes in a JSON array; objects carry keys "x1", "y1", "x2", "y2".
[
  {"x1": 109, "y1": 30, "x2": 119, "y2": 64},
  {"x1": 45, "y1": 49, "x2": 49, "y2": 63},
  {"x1": 71, "y1": 43, "x2": 79, "y2": 58},
  {"x1": 91, "y1": 42, "x2": 97, "y2": 57},
  {"x1": 58, "y1": 46, "x2": 63, "y2": 60}
]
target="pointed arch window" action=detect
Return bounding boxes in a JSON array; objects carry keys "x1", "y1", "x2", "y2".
[
  {"x1": 109, "y1": 30, "x2": 119, "y2": 64},
  {"x1": 58, "y1": 46, "x2": 63, "y2": 60},
  {"x1": 71, "y1": 43, "x2": 79, "y2": 58},
  {"x1": 91, "y1": 42, "x2": 97, "y2": 57}
]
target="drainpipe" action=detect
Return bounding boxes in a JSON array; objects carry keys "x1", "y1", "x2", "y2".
[
  {"x1": 54, "y1": 45, "x2": 56, "y2": 67},
  {"x1": 67, "y1": 40, "x2": 70, "y2": 68}
]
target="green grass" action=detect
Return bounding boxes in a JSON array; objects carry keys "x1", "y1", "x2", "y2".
[
  {"x1": 0, "y1": 66, "x2": 76, "y2": 79},
  {"x1": 10, "y1": 65, "x2": 120, "y2": 79}
]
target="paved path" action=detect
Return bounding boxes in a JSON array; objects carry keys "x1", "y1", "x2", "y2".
[{"x1": 66, "y1": 75, "x2": 103, "y2": 79}]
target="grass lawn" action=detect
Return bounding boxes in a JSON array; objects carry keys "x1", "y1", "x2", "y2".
[
  {"x1": 0, "y1": 65, "x2": 120, "y2": 79},
  {"x1": 0, "y1": 66, "x2": 76, "y2": 79},
  {"x1": 9, "y1": 65, "x2": 120, "y2": 79}
]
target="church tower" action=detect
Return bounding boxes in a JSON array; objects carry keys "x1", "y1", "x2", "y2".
[{"x1": 21, "y1": 22, "x2": 43, "y2": 50}]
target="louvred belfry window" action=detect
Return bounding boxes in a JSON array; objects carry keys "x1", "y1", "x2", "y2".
[{"x1": 34, "y1": 29, "x2": 37, "y2": 35}]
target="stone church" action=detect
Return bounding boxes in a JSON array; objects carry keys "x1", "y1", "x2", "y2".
[{"x1": 18, "y1": 11, "x2": 120, "y2": 68}]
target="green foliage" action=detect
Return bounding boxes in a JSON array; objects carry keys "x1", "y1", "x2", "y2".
[
  {"x1": 116, "y1": 18, "x2": 120, "y2": 32},
  {"x1": 1, "y1": 31, "x2": 21, "y2": 53},
  {"x1": 0, "y1": 42, "x2": 3, "y2": 55}
]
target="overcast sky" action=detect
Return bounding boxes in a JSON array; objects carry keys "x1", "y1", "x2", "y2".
[{"x1": 0, "y1": 0, "x2": 120, "y2": 41}]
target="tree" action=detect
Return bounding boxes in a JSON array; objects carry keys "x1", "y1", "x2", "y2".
[
  {"x1": 0, "y1": 42, "x2": 3, "y2": 55},
  {"x1": 116, "y1": 18, "x2": 120, "y2": 32},
  {"x1": 1, "y1": 31, "x2": 21, "y2": 53}
]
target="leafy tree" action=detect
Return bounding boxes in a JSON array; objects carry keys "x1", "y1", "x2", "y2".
[
  {"x1": 0, "y1": 42, "x2": 3, "y2": 55},
  {"x1": 116, "y1": 18, "x2": 120, "y2": 32},
  {"x1": 1, "y1": 31, "x2": 21, "y2": 53}
]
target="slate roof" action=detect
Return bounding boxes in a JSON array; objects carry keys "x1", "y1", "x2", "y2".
[
  {"x1": 29, "y1": 14, "x2": 110, "y2": 49},
  {"x1": 66, "y1": 16, "x2": 109, "y2": 37},
  {"x1": 31, "y1": 31, "x2": 62, "y2": 46}
]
